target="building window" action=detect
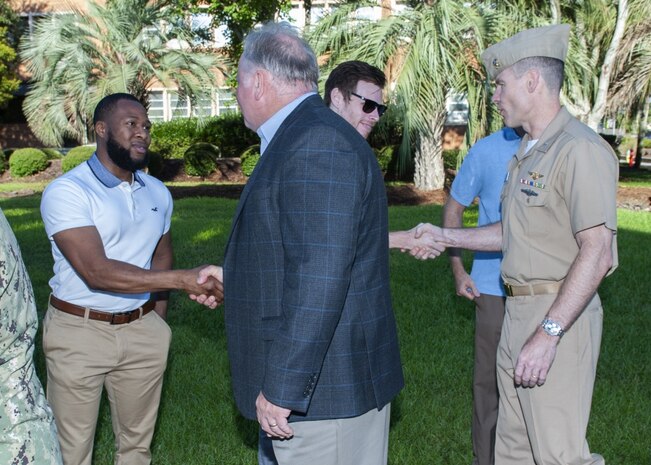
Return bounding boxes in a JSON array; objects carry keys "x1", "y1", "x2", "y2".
[
  {"x1": 147, "y1": 88, "x2": 237, "y2": 121},
  {"x1": 148, "y1": 91, "x2": 166, "y2": 122},
  {"x1": 217, "y1": 89, "x2": 238, "y2": 115},
  {"x1": 170, "y1": 92, "x2": 191, "y2": 118}
]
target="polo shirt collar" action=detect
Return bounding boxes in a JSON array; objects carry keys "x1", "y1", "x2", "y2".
[{"x1": 87, "y1": 153, "x2": 146, "y2": 188}]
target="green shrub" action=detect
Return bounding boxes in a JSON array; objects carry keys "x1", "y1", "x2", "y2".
[
  {"x1": 443, "y1": 149, "x2": 461, "y2": 171},
  {"x1": 9, "y1": 148, "x2": 49, "y2": 177},
  {"x1": 184, "y1": 142, "x2": 221, "y2": 177},
  {"x1": 42, "y1": 148, "x2": 63, "y2": 159},
  {"x1": 62, "y1": 146, "x2": 95, "y2": 172},
  {"x1": 0, "y1": 149, "x2": 6, "y2": 174},
  {"x1": 146, "y1": 151, "x2": 164, "y2": 178},
  {"x1": 240, "y1": 144, "x2": 260, "y2": 177},
  {"x1": 150, "y1": 118, "x2": 199, "y2": 159},
  {"x1": 373, "y1": 145, "x2": 395, "y2": 174},
  {"x1": 198, "y1": 113, "x2": 258, "y2": 158},
  {"x1": 641, "y1": 138, "x2": 651, "y2": 149}
]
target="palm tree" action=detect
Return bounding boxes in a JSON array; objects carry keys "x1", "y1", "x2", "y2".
[
  {"x1": 20, "y1": 0, "x2": 227, "y2": 146},
  {"x1": 308, "y1": 0, "x2": 485, "y2": 190}
]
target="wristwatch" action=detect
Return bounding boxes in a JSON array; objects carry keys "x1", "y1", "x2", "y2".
[{"x1": 541, "y1": 318, "x2": 565, "y2": 337}]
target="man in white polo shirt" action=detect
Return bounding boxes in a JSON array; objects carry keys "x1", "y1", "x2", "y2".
[{"x1": 40, "y1": 93, "x2": 222, "y2": 465}]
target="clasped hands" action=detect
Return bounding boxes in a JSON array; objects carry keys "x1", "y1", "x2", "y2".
[
  {"x1": 188, "y1": 265, "x2": 224, "y2": 309},
  {"x1": 399, "y1": 223, "x2": 453, "y2": 260}
]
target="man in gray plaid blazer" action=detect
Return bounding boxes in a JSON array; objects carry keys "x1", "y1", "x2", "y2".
[{"x1": 196, "y1": 22, "x2": 404, "y2": 465}]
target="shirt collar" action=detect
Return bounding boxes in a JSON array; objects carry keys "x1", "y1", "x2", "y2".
[
  {"x1": 257, "y1": 92, "x2": 316, "y2": 155},
  {"x1": 87, "y1": 153, "x2": 146, "y2": 188}
]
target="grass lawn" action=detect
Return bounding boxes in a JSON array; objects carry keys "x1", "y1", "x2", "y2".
[{"x1": 1, "y1": 194, "x2": 649, "y2": 465}]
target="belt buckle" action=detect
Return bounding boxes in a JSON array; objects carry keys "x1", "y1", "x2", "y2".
[
  {"x1": 110, "y1": 310, "x2": 132, "y2": 325},
  {"x1": 504, "y1": 283, "x2": 513, "y2": 297}
]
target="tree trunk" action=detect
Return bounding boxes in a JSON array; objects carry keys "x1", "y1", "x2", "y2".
[
  {"x1": 413, "y1": 116, "x2": 445, "y2": 191},
  {"x1": 549, "y1": 0, "x2": 561, "y2": 24},
  {"x1": 586, "y1": 0, "x2": 629, "y2": 131},
  {"x1": 304, "y1": 0, "x2": 312, "y2": 28},
  {"x1": 634, "y1": 92, "x2": 649, "y2": 170}
]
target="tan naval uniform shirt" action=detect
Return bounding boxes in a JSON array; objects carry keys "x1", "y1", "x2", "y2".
[
  {"x1": 494, "y1": 107, "x2": 618, "y2": 465},
  {"x1": 500, "y1": 107, "x2": 618, "y2": 286}
]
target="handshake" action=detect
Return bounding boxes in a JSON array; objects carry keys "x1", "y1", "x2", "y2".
[
  {"x1": 185, "y1": 265, "x2": 224, "y2": 309},
  {"x1": 183, "y1": 223, "x2": 465, "y2": 309},
  {"x1": 390, "y1": 223, "x2": 455, "y2": 260}
]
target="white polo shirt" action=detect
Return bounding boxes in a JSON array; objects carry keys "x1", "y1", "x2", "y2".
[{"x1": 41, "y1": 154, "x2": 173, "y2": 313}]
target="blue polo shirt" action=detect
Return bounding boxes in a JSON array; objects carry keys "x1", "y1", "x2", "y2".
[{"x1": 449, "y1": 128, "x2": 521, "y2": 296}]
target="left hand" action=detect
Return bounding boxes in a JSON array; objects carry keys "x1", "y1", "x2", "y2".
[
  {"x1": 514, "y1": 328, "x2": 559, "y2": 388},
  {"x1": 256, "y1": 392, "x2": 293, "y2": 439}
]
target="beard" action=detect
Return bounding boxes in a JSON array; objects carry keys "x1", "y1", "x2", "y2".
[{"x1": 106, "y1": 132, "x2": 149, "y2": 172}]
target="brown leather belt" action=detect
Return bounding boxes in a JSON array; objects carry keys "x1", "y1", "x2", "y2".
[
  {"x1": 504, "y1": 281, "x2": 563, "y2": 297},
  {"x1": 49, "y1": 295, "x2": 155, "y2": 325}
]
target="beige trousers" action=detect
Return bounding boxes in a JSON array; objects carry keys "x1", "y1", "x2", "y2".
[
  {"x1": 495, "y1": 293, "x2": 604, "y2": 465},
  {"x1": 43, "y1": 304, "x2": 171, "y2": 465},
  {"x1": 272, "y1": 405, "x2": 391, "y2": 465}
]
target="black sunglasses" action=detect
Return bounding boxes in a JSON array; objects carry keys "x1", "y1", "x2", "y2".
[{"x1": 350, "y1": 92, "x2": 387, "y2": 117}]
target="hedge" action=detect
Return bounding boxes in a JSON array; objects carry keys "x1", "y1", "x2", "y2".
[
  {"x1": 149, "y1": 113, "x2": 258, "y2": 165},
  {"x1": 240, "y1": 144, "x2": 260, "y2": 177},
  {"x1": 62, "y1": 146, "x2": 95, "y2": 173},
  {"x1": 9, "y1": 148, "x2": 49, "y2": 177},
  {"x1": 149, "y1": 118, "x2": 199, "y2": 160}
]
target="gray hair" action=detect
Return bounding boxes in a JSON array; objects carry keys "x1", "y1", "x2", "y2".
[
  {"x1": 241, "y1": 22, "x2": 318, "y2": 89},
  {"x1": 512, "y1": 56, "x2": 565, "y2": 93}
]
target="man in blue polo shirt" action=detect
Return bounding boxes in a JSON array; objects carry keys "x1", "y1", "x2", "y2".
[
  {"x1": 442, "y1": 127, "x2": 521, "y2": 465},
  {"x1": 40, "y1": 93, "x2": 222, "y2": 465}
]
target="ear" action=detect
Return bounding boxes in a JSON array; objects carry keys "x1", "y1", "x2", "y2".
[
  {"x1": 253, "y1": 69, "x2": 266, "y2": 101},
  {"x1": 95, "y1": 121, "x2": 107, "y2": 139},
  {"x1": 527, "y1": 68, "x2": 541, "y2": 93},
  {"x1": 330, "y1": 87, "x2": 345, "y2": 110}
]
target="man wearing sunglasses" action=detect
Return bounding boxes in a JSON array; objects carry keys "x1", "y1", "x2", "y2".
[
  {"x1": 324, "y1": 60, "x2": 387, "y2": 140},
  {"x1": 324, "y1": 61, "x2": 445, "y2": 254}
]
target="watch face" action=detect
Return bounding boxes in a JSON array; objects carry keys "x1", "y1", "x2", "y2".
[{"x1": 542, "y1": 319, "x2": 564, "y2": 337}]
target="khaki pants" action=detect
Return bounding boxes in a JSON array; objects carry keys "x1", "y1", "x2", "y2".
[
  {"x1": 272, "y1": 405, "x2": 390, "y2": 465},
  {"x1": 43, "y1": 304, "x2": 171, "y2": 465},
  {"x1": 495, "y1": 294, "x2": 604, "y2": 465},
  {"x1": 472, "y1": 294, "x2": 505, "y2": 465}
]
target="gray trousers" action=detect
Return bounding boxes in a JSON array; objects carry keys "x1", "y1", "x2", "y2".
[{"x1": 272, "y1": 405, "x2": 391, "y2": 465}]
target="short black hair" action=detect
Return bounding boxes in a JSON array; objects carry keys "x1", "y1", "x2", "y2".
[
  {"x1": 93, "y1": 93, "x2": 142, "y2": 126},
  {"x1": 324, "y1": 61, "x2": 386, "y2": 106}
]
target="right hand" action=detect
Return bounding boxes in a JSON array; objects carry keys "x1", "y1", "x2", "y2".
[
  {"x1": 409, "y1": 223, "x2": 449, "y2": 260},
  {"x1": 188, "y1": 265, "x2": 224, "y2": 309}
]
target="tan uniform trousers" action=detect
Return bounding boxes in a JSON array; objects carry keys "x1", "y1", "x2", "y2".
[
  {"x1": 272, "y1": 405, "x2": 391, "y2": 465},
  {"x1": 495, "y1": 293, "x2": 604, "y2": 465},
  {"x1": 43, "y1": 304, "x2": 171, "y2": 465}
]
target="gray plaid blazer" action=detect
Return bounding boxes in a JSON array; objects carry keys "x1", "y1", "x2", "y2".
[{"x1": 223, "y1": 95, "x2": 403, "y2": 422}]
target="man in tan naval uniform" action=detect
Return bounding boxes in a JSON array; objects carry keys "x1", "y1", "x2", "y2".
[{"x1": 413, "y1": 24, "x2": 618, "y2": 464}]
